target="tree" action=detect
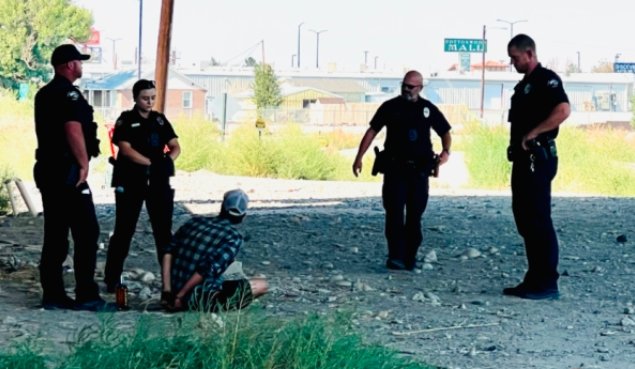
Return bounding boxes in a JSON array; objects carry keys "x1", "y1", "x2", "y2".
[
  {"x1": 244, "y1": 57, "x2": 257, "y2": 67},
  {"x1": 0, "y1": 0, "x2": 92, "y2": 90},
  {"x1": 252, "y1": 63, "x2": 282, "y2": 112},
  {"x1": 591, "y1": 60, "x2": 614, "y2": 73}
]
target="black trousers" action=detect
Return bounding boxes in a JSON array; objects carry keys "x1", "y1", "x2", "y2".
[
  {"x1": 104, "y1": 183, "x2": 174, "y2": 287},
  {"x1": 511, "y1": 155, "x2": 559, "y2": 289},
  {"x1": 382, "y1": 168, "x2": 430, "y2": 268},
  {"x1": 39, "y1": 184, "x2": 100, "y2": 302}
]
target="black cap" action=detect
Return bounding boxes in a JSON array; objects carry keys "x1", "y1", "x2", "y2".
[{"x1": 51, "y1": 44, "x2": 90, "y2": 66}]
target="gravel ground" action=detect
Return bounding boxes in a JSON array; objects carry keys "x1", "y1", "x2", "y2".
[{"x1": 1, "y1": 170, "x2": 634, "y2": 369}]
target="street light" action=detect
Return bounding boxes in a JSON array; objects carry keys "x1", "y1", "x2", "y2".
[
  {"x1": 137, "y1": 0, "x2": 143, "y2": 79},
  {"x1": 309, "y1": 29, "x2": 327, "y2": 69},
  {"x1": 297, "y1": 22, "x2": 303, "y2": 68},
  {"x1": 496, "y1": 18, "x2": 527, "y2": 40},
  {"x1": 107, "y1": 37, "x2": 121, "y2": 70}
]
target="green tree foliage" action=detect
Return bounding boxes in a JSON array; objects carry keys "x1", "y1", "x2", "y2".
[
  {"x1": 0, "y1": 0, "x2": 92, "y2": 90},
  {"x1": 252, "y1": 63, "x2": 282, "y2": 111},
  {"x1": 243, "y1": 57, "x2": 257, "y2": 67}
]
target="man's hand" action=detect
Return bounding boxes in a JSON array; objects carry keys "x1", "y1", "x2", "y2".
[
  {"x1": 76, "y1": 166, "x2": 89, "y2": 187},
  {"x1": 521, "y1": 132, "x2": 538, "y2": 151},
  {"x1": 352, "y1": 157, "x2": 363, "y2": 177},
  {"x1": 439, "y1": 150, "x2": 450, "y2": 165}
]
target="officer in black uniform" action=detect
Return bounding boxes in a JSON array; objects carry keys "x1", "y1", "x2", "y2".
[
  {"x1": 353, "y1": 70, "x2": 452, "y2": 271},
  {"x1": 104, "y1": 79, "x2": 181, "y2": 292},
  {"x1": 503, "y1": 34, "x2": 570, "y2": 300},
  {"x1": 34, "y1": 44, "x2": 112, "y2": 311}
]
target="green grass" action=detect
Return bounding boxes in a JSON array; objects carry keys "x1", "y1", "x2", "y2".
[
  {"x1": 454, "y1": 121, "x2": 511, "y2": 190},
  {"x1": 556, "y1": 127, "x2": 635, "y2": 195},
  {"x1": 453, "y1": 121, "x2": 635, "y2": 196},
  {"x1": 1, "y1": 88, "x2": 634, "y2": 199},
  {"x1": 0, "y1": 312, "x2": 435, "y2": 369}
]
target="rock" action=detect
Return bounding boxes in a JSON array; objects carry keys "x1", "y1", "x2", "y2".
[
  {"x1": 412, "y1": 292, "x2": 426, "y2": 302},
  {"x1": 617, "y1": 234, "x2": 627, "y2": 243},
  {"x1": 422, "y1": 263, "x2": 434, "y2": 270},
  {"x1": 621, "y1": 317, "x2": 635, "y2": 326},
  {"x1": 330, "y1": 275, "x2": 344, "y2": 282},
  {"x1": 465, "y1": 248, "x2": 482, "y2": 259},
  {"x1": 322, "y1": 262, "x2": 334, "y2": 269},
  {"x1": 140, "y1": 271, "x2": 156, "y2": 283},
  {"x1": 424, "y1": 250, "x2": 438, "y2": 263},
  {"x1": 137, "y1": 286, "x2": 153, "y2": 300},
  {"x1": 425, "y1": 292, "x2": 441, "y2": 306}
]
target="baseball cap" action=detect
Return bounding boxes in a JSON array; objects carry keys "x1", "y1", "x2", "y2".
[
  {"x1": 222, "y1": 189, "x2": 249, "y2": 217},
  {"x1": 51, "y1": 44, "x2": 90, "y2": 66}
]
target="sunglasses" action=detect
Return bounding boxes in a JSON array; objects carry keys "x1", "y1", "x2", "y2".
[{"x1": 402, "y1": 83, "x2": 422, "y2": 90}]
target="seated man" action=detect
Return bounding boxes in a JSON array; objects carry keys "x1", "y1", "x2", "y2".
[{"x1": 161, "y1": 189, "x2": 267, "y2": 311}]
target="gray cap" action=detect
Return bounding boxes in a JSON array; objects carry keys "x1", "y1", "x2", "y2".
[{"x1": 222, "y1": 189, "x2": 249, "y2": 217}]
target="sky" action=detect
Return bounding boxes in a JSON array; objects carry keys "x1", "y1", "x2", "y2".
[{"x1": 72, "y1": 0, "x2": 634, "y2": 74}]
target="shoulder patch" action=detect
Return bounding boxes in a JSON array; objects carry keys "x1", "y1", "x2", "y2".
[
  {"x1": 67, "y1": 91, "x2": 79, "y2": 101},
  {"x1": 115, "y1": 118, "x2": 124, "y2": 127},
  {"x1": 547, "y1": 79, "x2": 559, "y2": 88},
  {"x1": 156, "y1": 115, "x2": 165, "y2": 126},
  {"x1": 423, "y1": 107, "x2": 430, "y2": 118}
]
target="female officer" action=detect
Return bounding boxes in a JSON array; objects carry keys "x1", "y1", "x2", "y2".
[{"x1": 104, "y1": 79, "x2": 181, "y2": 292}]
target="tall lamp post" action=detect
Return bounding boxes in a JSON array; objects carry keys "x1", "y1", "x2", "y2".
[
  {"x1": 309, "y1": 29, "x2": 327, "y2": 69},
  {"x1": 137, "y1": 0, "x2": 143, "y2": 79},
  {"x1": 297, "y1": 22, "x2": 303, "y2": 68},
  {"x1": 496, "y1": 18, "x2": 527, "y2": 71},
  {"x1": 107, "y1": 37, "x2": 121, "y2": 70}
]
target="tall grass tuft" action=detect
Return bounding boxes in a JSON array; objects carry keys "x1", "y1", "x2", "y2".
[
  {"x1": 171, "y1": 115, "x2": 226, "y2": 172},
  {"x1": 0, "y1": 344, "x2": 48, "y2": 369},
  {"x1": 457, "y1": 121, "x2": 511, "y2": 189},
  {"x1": 1, "y1": 312, "x2": 435, "y2": 369},
  {"x1": 556, "y1": 127, "x2": 635, "y2": 195},
  {"x1": 187, "y1": 123, "x2": 342, "y2": 180},
  {"x1": 455, "y1": 122, "x2": 635, "y2": 196}
]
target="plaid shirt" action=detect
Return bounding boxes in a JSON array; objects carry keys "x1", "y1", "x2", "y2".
[{"x1": 166, "y1": 216, "x2": 243, "y2": 298}]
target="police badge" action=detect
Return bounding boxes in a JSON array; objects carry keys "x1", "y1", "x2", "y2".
[{"x1": 524, "y1": 84, "x2": 532, "y2": 94}]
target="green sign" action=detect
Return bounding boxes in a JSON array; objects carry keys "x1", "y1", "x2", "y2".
[
  {"x1": 459, "y1": 53, "x2": 471, "y2": 71},
  {"x1": 444, "y1": 38, "x2": 487, "y2": 53}
]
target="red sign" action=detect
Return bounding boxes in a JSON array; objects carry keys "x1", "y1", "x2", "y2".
[{"x1": 86, "y1": 28, "x2": 100, "y2": 45}]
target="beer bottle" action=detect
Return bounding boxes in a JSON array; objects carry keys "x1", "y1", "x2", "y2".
[{"x1": 115, "y1": 276, "x2": 129, "y2": 310}]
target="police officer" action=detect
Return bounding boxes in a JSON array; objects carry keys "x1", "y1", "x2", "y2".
[
  {"x1": 104, "y1": 79, "x2": 181, "y2": 292},
  {"x1": 503, "y1": 34, "x2": 570, "y2": 300},
  {"x1": 34, "y1": 44, "x2": 112, "y2": 311},
  {"x1": 353, "y1": 70, "x2": 452, "y2": 271}
]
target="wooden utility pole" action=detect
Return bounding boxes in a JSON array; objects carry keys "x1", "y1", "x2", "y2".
[{"x1": 155, "y1": 0, "x2": 174, "y2": 113}]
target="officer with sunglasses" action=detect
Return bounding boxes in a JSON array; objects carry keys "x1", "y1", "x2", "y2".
[
  {"x1": 104, "y1": 79, "x2": 181, "y2": 293},
  {"x1": 353, "y1": 70, "x2": 452, "y2": 271}
]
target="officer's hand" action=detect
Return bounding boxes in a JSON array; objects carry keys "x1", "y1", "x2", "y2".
[
  {"x1": 521, "y1": 132, "x2": 538, "y2": 151},
  {"x1": 439, "y1": 150, "x2": 450, "y2": 165},
  {"x1": 352, "y1": 158, "x2": 363, "y2": 177},
  {"x1": 76, "y1": 166, "x2": 89, "y2": 187}
]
